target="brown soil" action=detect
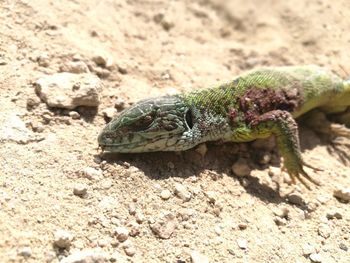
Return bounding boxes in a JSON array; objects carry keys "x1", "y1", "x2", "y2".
[{"x1": 1, "y1": 0, "x2": 350, "y2": 262}]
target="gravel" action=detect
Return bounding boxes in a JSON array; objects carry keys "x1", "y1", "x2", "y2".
[
  {"x1": 53, "y1": 229, "x2": 73, "y2": 248},
  {"x1": 174, "y1": 183, "x2": 191, "y2": 201}
]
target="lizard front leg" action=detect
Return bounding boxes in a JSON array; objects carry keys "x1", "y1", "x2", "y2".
[{"x1": 248, "y1": 110, "x2": 320, "y2": 189}]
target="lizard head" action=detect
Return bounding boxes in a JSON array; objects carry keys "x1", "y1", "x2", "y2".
[{"x1": 98, "y1": 95, "x2": 202, "y2": 153}]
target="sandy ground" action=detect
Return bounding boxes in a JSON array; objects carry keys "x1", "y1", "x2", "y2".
[{"x1": 1, "y1": 0, "x2": 350, "y2": 262}]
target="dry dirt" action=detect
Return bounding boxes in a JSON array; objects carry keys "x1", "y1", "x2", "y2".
[{"x1": 1, "y1": 0, "x2": 350, "y2": 262}]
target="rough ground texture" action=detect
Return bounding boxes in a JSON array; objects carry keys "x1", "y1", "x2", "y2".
[{"x1": 1, "y1": 0, "x2": 350, "y2": 262}]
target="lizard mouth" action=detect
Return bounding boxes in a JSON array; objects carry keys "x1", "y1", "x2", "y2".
[{"x1": 97, "y1": 126, "x2": 190, "y2": 153}]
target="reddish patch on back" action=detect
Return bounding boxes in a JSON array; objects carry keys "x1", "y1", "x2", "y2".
[{"x1": 239, "y1": 87, "x2": 303, "y2": 124}]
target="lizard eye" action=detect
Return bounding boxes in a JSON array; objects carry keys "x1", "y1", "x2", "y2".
[
  {"x1": 185, "y1": 109, "x2": 194, "y2": 129},
  {"x1": 129, "y1": 115, "x2": 154, "y2": 132}
]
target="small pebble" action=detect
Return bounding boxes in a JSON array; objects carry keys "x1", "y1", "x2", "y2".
[
  {"x1": 92, "y1": 55, "x2": 113, "y2": 68},
  {"x1": 302, "y1": 243, "x2": 316, "y2": 256},
  {"x1": 114, "y1": 227, "x2": 129, "y2": 242},
  {"x1": 53, "y1": 229, "x2": 73, "y2": 248},
  {"x1": 287, "y1": 192, "x2": 305, "y2": 206},
  {"x1": 237, "y1": 239, "x2": 248, "y2": 249},
  {"x1": 318, "y1": 224, "x2": 331, "y2": 239},
  {"x1": 127, "y1": 221, "x2": 140, "y2": 237},
  {"x1": 231, "y1": 158, "x2": 250, "y2": 177},
  {"x1": 150, "y1": 212, "x2": 177, "y2": 239},
  {"x1": 195, "y1": 143, "x2": 208, "y2": 157},
  {"x1": 60, "y1": 61, "x2": 90, "y2": 74},
  {"x1": 69, "y1": 111, "x2": 80, "y2": 119},
  {"x1": 114, "y1": 99, "x2": 126, "y2": 110},
  {"x1": 174, "y1": 183, "x2": 191, "y2": 201},
  {"x1": 60, "y1": 250, "x2": 107, "y2": 263},
  {"x1": 205, "y1": 191, "x2": 217, "y2": 204},
  {"x1": 214, "y1": 225, "x2": 222, "y2": 236},
  {"x1": 82, "y1": 167, "x2": 103, "y2": 180},
  {"x1": 326, "y1": 210, "x2": 342, "y2": 220},
  {"x1": 190, "y1": 250, "x2": 209, "y2": 263},
  {"x1": 73, "y1": 184, "x2": 87, "y2": 197},
  {"x1": 272, "y1": 206, "x2": 289, "y2": 219},
  {"x1": 238, "y1": 223, "x2": 247, "y2": 230},
  {"x1": 101, "y1": 107, "x2": 117, "y2": 120},
  {"x1": 309, "y1": 253, "x2": 323, "y2": 263},
  {"x1": 117, "y1": 63, "x2": 128, "y2": 74},
  {"x1": 339, "y1": 243, "x2": 348, "y2": 251},
  {"x1": 18, "y1": 246, "x2": 32, "y2": 257},
  {"x1": 160, "y1": 189, "x2": 171, "y2": 200},
  {"x1": 135, "y1": 211, "x2": 145, "y2": 224},
  {"x1": 274, "y1": 216, "x2": 287, "y2": 226},
  {"x1": 26, "y1": 96, "x2": 41, "y2": 109},
  {"x1": 128, "y1": 203, "x2": 136, "y2": 215},
  {"x1": 333, "y1": 187, "x2": 350, "y2": 202},
  {"x1": 124, "y1": 245, "x2": 136, "y2": 257}
]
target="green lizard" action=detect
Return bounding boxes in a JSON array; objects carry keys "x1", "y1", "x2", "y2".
[{"x1": 98, "y1": 65, "x2": 350, "y2": 188}]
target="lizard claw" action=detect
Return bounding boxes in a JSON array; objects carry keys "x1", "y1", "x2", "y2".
[{"x1": 282, "y1": 160, "x2": 321, "y2": 190}]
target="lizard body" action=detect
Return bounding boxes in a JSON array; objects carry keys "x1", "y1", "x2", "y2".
[{"x1": 98, "y1": 65, "x2": 350, "y2": 188}]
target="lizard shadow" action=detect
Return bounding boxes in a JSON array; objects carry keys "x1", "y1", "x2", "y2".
[{"x1": 101, "y1": 142, "x2": 289, "y2": 205}]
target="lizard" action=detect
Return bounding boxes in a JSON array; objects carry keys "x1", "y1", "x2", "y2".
[{"x1": 98, "y1": 65, "x2": 350, "y2": 189}]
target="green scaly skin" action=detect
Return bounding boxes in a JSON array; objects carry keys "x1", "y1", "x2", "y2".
[{"x1": 98, "y1": 65, "x2": 350, "y2": 188}]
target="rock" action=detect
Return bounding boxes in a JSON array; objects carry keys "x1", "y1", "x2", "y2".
[
  {"x1": 205, "y1": 191, "x2": 217, "y2": 204},
  {"x1": 73, "y1": 184, "x2": 88, "y2": 197},
  {"x1": 34, "y1": 73, "x2": 102, "y2": 109},
  {"x1": 37, "y1": 53, "x2": 50, "y2": 67},
  {"x1": 17, "y1": 246, "x2": 32, "y2": 257},
  {"x1": 98, "y1": 196, "x2": 117, "y2": 211},
  {"x1": 333, "y1": 187, "x2": 350, "y2": 202},
  {"x1": 174, "y1": 183, "x2": 191, "y2": 201},
  {"x1": 302, "y1": 243, "x2": 316, "y2": 256},
  {"x1": 309, "y1": 253, "x2": 323, "y2": 263},
  {"x1": 53, "y1": 229, "x2": 73, "y2": 248},
  {"x1": 26, "y1": 96, "x2": 41, "y2": 109},
  {"x1": 114, "y1": 227, "x2": 129, "y2": 242},
  {"x1": 127, "y1": 221, "x2": 140, "y2": 237},
  {"x1": 101, "y1": 107, "x2": 117, "y2": 120},
  {"x1": 59, "y1": 61, "x2": 90, "y2": 74},
  {"x1": 326, "y1": 210, "x2": 342, "y2": 220},
  {"x1": 274, "y1": 216, "x2": 287, "y2": 226},
  {"x1": 92, "y1": 55, "x2": 114, "y2": 68},
  {"x1": 153, "y1": 13, "x2": 174, "y2": 31},
  {"x1": 117, "y1": 63, "x2": 128, "y2": 74},
  {"x1": 128, "y1": 203, "x2": 136, "y2": 215},
  {"x1": 82, "y1": 167, "x2": 103, "y2": 180},
  {"x1": 190, "y1": 250, "x2": 209, "y2": 263},
  {"x1": 0, "y1": 114, "x2": 36, "y2": 144},
  {"x1": 109, "y1": 251, "x2": 128, "y2": 262},
  {"x1": 60, "y1": 250, "x2": 107, "y2": 263},
  {"x1": 318, "y1": 224, "x2": 331, "y2": 239},
  {"x1": 231, "y1": 158, "x2": 250, "y2": 177},
  {"x1": 339, "y1": 243, "x2": 348, "y2": 251},
  {"x1": 214, "y1": 225, "x2": 222, "y2": 235},
  {"x1": 69, "y1": 111, "x2": 80, "y2": 119},
  {"x1": 287, "y1": 192, "x2": 305, "y2": 206},
  {"x1": 238, "y1": 223, "x2": 248, "y2": 230},
  {"x1": 124, "y1": 245, "x2": 136, "y2": 257},
  {"x1": 160, "y1": 189, "x2": 171, "y2": 200},
  {"x1": 150, "y1": 212, "x2": 177, "y2": 239},
  {"x1": 135, "y1": 210, "x2": 145, "y2": 224},
  {"x1": 237, "y1": 238, "x2": 248, "y2": 249},
  {"x1": 195, "y1": 143, "x2": 208, "y2": 157},
  {"x1": 94, "y1": 68, "x2": 111, "y2": 79},
  {"x1": 272, "y1": 206, "x2": 289, "y2": 219},
  {"x1": 114, "y1": 98, "x2": 126, "y2": 110}
]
